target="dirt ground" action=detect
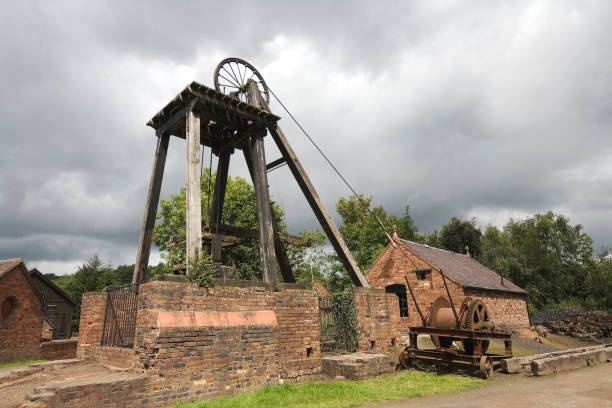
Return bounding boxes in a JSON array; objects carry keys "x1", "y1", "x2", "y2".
[{"x1": 363, "y1": 362, "x2": 612, "y2": 408}]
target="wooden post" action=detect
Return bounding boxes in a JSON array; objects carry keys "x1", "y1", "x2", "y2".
[
  {"x1": 185, "y1": 109, "x2": 202, "y2": 276},
  {"x1": 246, "y1": 80, "x2": 278, "y2": 283},
  {"x1": 266, "y1": 123, "x2": 369, "y2": 287},
  {"x1": 132, "y1": 132, "x2": 170, "y2": 284},
  {"x1": 242, "y1": 146, "x2": 296, "y2": 283},
  {"x1": 252, "y1": 93, "x2": 367, "y2": 286},
  {"x1": 210, "y1": 151, "x2": 231, "y2": 227}
]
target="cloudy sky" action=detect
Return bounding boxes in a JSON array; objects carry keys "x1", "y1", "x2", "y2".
[{"x1": 1, "y1": 1, "x2": 611, "y2": 275}]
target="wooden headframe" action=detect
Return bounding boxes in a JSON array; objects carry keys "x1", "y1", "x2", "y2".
[{"x1": 133, "y1": 80, "x2": 369, "y2": 288}]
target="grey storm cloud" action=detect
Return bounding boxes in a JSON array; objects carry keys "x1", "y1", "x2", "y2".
[{"x1": 1, "y1": 1, "x2": 611, "y2": 274}]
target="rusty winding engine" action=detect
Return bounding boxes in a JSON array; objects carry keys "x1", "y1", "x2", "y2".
[{"x1": 427, "y1": 296, "x2": 494, "y2": 354}]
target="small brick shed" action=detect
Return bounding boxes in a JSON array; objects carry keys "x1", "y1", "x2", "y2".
[
  {"x1": 366, "y1": 236, "x2": 530, "y2": 331},
  {"x1": 0, "y1": 258, "x2": 45, "y2": 362}
]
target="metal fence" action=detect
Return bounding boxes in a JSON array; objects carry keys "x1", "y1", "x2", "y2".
[
  {"x1": 101, "y1": 284, "x2": 139, "y2": 348},
  {"x1": 319, "y1": 297, "x2": 336, "y2": 351}
]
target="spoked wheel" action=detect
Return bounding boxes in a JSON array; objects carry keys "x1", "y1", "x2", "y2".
[
  {"x1": 214, "y1": 57, "x2": 269, "y2": 104},
  {"x1": 479, "y1": 356, "x2": 493, "y2": 379}
]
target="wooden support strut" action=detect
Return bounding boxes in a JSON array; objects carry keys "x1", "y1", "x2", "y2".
[
  {"x1": 257, "y1": 98, "x2": 369, "y2": 287},
  {"x1": 133, "y1": 132, "x2": 170, "y2": 284},
  {"x1": 405, "y1": 276, "x2": 427, "y2": 326},
  {"x1": 185, "y1": 109, "x2": 202, "y2": 276},
  {"x1": 246, "y1": 80, "x2": 278, "y2": 283},
  {"x1": 241, "y1": 137, "x2": 296, "y2": 283},
  {"x1": 440, "y1": 271, "x2": 460, "y2": 325}
]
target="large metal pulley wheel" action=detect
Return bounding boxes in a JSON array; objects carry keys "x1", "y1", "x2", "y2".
[
  {"x1": 427, "y1": 297, "x2": 454, "y2": 348},
  {"x1": 214, "y1": 57, "x2": 270, "y2": 104},
  {"x1": 461, "y1": 299, "x2": 490, "y2": 355}
]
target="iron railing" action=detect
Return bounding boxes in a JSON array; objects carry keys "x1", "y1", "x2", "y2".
[{"x1": 101, "y1": 284, "x2": 139, "y2": 348}]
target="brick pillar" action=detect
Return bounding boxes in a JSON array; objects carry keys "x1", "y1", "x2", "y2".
[{"x1": 77, "y1": 292, "x2": 107, "y2": 359}]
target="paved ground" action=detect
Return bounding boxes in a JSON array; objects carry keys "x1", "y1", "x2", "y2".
[{"x1": 363, "y1": 363, "x2": 612, "y2": 408}]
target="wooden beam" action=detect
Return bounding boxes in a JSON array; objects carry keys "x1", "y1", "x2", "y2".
[
  {"x1": 260, "y1": 106, "x2": 369, "y2": 287},
  {"x1": 133, "y1": 132, "x2": 170, "y2": 284},
  {"x1": 208, "y1": 223, "x2": 310, "y2": 246},
  {"x1": 210, "y1": 151, "x2": 231, "y2": 227},
  {"x1": 185, "y1": 109, "x2": 202, "y2": 276},
  {"x1": 266, "y1": 157, "x2": 286, "y2": 171},
  {"x1": 246, "y1": 79, "x2": 278, "y2": 283}
]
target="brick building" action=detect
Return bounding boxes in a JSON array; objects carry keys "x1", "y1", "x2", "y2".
[
  {"x1": 366, "y1": 235, "x2": 530, "y2": 330},
  {"x1": 0, "y1": 258, "x2": 46, "y2": 362},
  {"x1": 30, "y1": 268, "x2": 76, "y2": 339}
]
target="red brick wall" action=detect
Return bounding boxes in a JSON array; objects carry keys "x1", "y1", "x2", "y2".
[
  {"x1": 366, "y1": 245, "x2": 529, "y2": 329},
  {"x1": 77, "y1": 292, "x2": 107, "y2": 359},
  {"x1": 352, "y1": 288, "x2": 402, "y2": 353},
  {"x1": 89, "y1": 345, "x2": 135, "y2": 368},
  {"x1": 40, "y1": 339, "x2": 77, "y2": 360},
  {"x1": 138, "y1": 325, "x2": 280, "y2": 401},
  {"x1": 464, "y1": 288, "x2": 530, "y2": 328},
  {"x1": 0, "y1": 267, "x2": 44, "y2": 363},
  {"x1": 134, "y1": 282, "x2": 321, "y2": 382}
]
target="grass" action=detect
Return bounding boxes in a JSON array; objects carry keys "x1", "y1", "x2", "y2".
[
  {"x1": 0, "y1": 359, "x2": 47, "y2": 369},
  {"x1": 173, "y1": 371, "x2": 484, "y2": 408}
]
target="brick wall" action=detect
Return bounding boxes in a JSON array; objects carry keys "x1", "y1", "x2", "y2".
[
  {"x1": 89, "y1": 345, "x2": 135, "y2": 368},
  {"x1": 464, "y1": 288, "x2": 530, "y2": 328},
  {"x1": 77, "y1": 292, "x2": 108, "y2": 359},
  {"x1": 352, "y1": 287, "x2": 402, "y2": 353},
  {"x1": 40, "y1": 339, "x2": 77, "y2": 360},
  {"x1": 0, "y1": 267, "x2": 44, "y2": 363},
  {"x1": 135, "y1": 281, "x2": 321, "y2": 382},
  {"x1": 138, "y1": 325, "x2": 280, "y2": 401},
  {"x1": 366, "y1": 245, "x2": 529, "y2": 329}
]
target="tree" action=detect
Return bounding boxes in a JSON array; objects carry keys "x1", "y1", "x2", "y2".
[
  {"x1": 335, "y1": 194, "x2": 423, "y2": 272},
  {"x1": 287, "y1": 230, "x2": 331, "y2": 288},
  {"x1": 63, "y1": 255, "x2": 113, "y2": 330},
  {"x1": 153, "y1": 170, "x2": 286, "y2": 280},
  {"x1": 438, "y1": 217, "x2": 482, "y2": 256}
]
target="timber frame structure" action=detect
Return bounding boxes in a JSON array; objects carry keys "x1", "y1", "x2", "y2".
[{"x1": 132, "y1": 72, "x2": 368, "y2": 287}]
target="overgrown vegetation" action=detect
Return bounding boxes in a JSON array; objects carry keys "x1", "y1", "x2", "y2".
[
  {"x1": 187, "y1": 253, "x2": 215, "y2": 287},
  {"x1": 331, "y1": 291, "x2": 358, "y2": 351},
  {"x1": 172, "y1": 371, "x2": 483, "y2": 408}
]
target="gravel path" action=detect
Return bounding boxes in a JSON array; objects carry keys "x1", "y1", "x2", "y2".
[{"x1": 362, "y1": 363, "x2": 612, "y2": 408}]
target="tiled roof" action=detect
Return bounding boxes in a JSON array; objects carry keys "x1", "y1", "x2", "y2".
[
  {"x1": 400, "y1": 240, "x2": 527, "y2": 294},
  {"x1": 0, "y1": 258, "x2": 23, "y2": 278}
]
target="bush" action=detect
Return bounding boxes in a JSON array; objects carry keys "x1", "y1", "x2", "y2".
[{"x1": 187, "y1": 253, "x2": 215, "y2": 287}]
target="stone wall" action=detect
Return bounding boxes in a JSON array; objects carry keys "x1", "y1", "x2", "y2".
[
  {"x1": 40, "y1": 339, "x2": 77, "y2": 360},
  {"x1": 352, "y1": 287, "x2": 402, "y2": 353},
  {"x1": 0, "y1": 267, "x2": 44, "y2": 363}
]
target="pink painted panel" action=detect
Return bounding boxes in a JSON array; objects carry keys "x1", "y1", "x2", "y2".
[{"x1": 157, "y1": 310, "x2": 278, "y2": 328}]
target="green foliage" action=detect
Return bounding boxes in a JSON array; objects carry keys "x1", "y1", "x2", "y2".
[
  {"x1": 286, "y1": 230, "x2": 332, "y2": 288},
  {"x1": 439, "y1": 217, "x2": 482, "y2": 256},
  {"x1": 336, "y1": 194, "x2": 422, "y2": 271},
  {"x1": 48, "y1": 256, "x2": 168, "y2": 331},
  {"x1": 187, "y1": 254, "x2": 215, "y2": 287},
  {"x1": 330, "y1": 291, "x2": 358, "y2": 351},
  {"x1": 173, "y1": 370, "x2": 483, "y2": 408},
  {"x1": 475, "y1": 211, "x2": 607, "y2": 313},
  {"x1": 153, "y1": 170, "x2": 286, "y2": 280}
]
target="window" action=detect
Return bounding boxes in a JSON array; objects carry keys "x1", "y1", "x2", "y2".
[
  {"x1": 415, "y1": 269, "x2": 431, "y2": 280},
  {"x1": 45, "y1": 304, "x2": 57, "y2": 320},
  {"x1": 1, "y1": 297, "x2": 15, "y2": 318},
  {"x1": 385, "y1": 284, "x2": 409, "y2": 318}
]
